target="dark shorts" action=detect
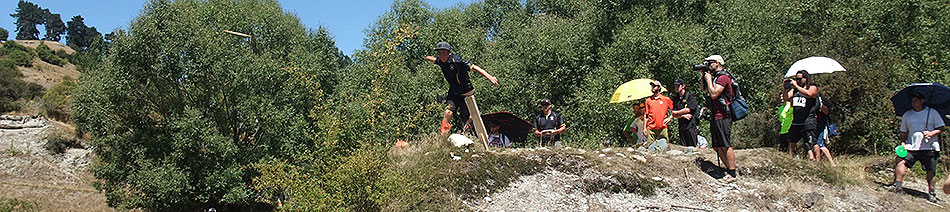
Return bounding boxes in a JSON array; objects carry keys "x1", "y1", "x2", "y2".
[
  {"x1": 785, "y1": 125, "x2": 817, "y2": 146},
  {"x1": 679, "y1": 128, "x2": 699, "y2": 147},
  {"x1": 903, "y1": 150, "x2": 939, "y2": 172},
  {"x1": 710, "y1": 118, "x2": 732, "y2": 148},
  {"x1": 444, "y1": 95, "x2": 470, "y2": 123}
]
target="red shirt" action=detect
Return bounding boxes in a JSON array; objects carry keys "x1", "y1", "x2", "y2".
[
  {"x1": 711, "y1": 75, "x2": 733, "y2": 120},
  {"x1": 645, "y1": 94, "x2": 673, "y2": 130}
]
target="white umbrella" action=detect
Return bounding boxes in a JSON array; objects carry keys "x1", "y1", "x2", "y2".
[{"x1": 785, "y1": 57, "x2": 846, "y2": 77}]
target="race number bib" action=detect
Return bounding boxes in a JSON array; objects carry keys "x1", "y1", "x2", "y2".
[{"x1": 792, "y1": 96, "x2": 806, "y2": 107}]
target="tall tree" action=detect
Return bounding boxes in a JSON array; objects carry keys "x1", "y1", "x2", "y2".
[
  {"x1": 43, "y1": 13, "x2": 65, "y2": 41},
  {"x1": 10, "y1": 0, "x2": 45, "y2": 40},
  {"x1": 66, "y1": 15, "x2": 100, "y2": 50},
  {"x1": 0, "y1": 27, "x2": 8, "y2": 41}
]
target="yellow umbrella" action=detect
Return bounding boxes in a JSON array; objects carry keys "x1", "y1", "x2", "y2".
[{"x1": 609, "y1": 79, "x2": 667, "y2": 103}]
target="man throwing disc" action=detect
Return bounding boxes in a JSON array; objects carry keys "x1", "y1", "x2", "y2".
[{"x1": 425, "y1": 42, "x2": 499, "y2": 134}]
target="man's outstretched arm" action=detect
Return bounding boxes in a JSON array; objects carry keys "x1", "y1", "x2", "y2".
[{"x1": 471, "y1": 65, "x2": 499, "y2": 85}]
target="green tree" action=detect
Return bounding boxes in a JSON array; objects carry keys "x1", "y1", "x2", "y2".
[
  {"x1": 43, "y1": 13, "x2": 65, "y2": 41},
  {"x1": 66, "y1": 15, "x2": 102, "y2": 50},
  {"x1": 0, "y1": 27, "x2": 8, "y2": 41},
  {"x1": 73, "y1": 0, "x2": 343, "y2": 210},
  {"x1": 10, "y1": 0, "x2": 45, "y2": 40}
]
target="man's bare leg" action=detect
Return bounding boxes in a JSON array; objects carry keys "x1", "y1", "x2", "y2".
[
  {"x1": 440, "y1": 110, "x2": 453, "y2": 134},
  {"x1": 820, "y1": 147, "x2": 836, "y2": 166}
]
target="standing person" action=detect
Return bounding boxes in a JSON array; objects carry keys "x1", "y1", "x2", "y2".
[
  {"x1": 533, "y1": 99, "x2": 566, "y2": 147},
  {"x1": 784, "y1": 70, "x2": 819, "y2": 157},
  {"x1": 810, "y1": 96, "x2": 836, "y2": 166},
  {"x1": 622, "y1": 103, "x2": 647, "y2": 147},
  {"x1": 885, "y1": 92, "x2": 945, "y2": 202},
  {"x1": 700, "y1": 55, "x2": 738, "y2": 183},
  {"x1": 424, "y1": 42, "x2": 499, "y2": 134},
  {"x1": 672, "y1": 79, "x2": 700, "y2": 147},
  {"x1": 644, "y1": 81, "x2": 674, "y2": 146}
]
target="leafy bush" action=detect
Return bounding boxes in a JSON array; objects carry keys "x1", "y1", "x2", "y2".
[
  {"x1": 41, "y1": 76, "x2": 77, "y2": 122},
  {"x1": 73, "y1": 0, "x2": 344, "y2": 210},
  {"x1": 36, "y1": 43, "x2": 67, "y2": 66},
  {"x1": 0, "y1": 58, "x2": 43, "y2": 112},
  {"x1": 6, "y1": 50, "x2": 32, "y2": 67}
]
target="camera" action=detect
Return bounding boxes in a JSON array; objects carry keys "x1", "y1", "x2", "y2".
[
  {"x1": 692, "y1": 60, "x2": 715, "y2": 72},
  {"x1": 783, "y1": 79, "x2": 792, "y2": 90}
]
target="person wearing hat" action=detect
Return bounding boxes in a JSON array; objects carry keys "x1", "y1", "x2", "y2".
[
  {"x1": 533, "y1": 98, "x2": 566, "y2": 147},
  {"x1": 700, "y1": 54, "x2": 738, "y2": 183},
  {"x1": 671, "y1": 78, "x2": 700, "y2": 147},
  {"x1": 644, "y1": 80, "x2": 673, "y2": 148},
  {"x1": 425, "y1": 42, "x2": 499, "y2": 134},
  {"x1": 885, "y1": 91, "x2": 945, "y2": 202}
]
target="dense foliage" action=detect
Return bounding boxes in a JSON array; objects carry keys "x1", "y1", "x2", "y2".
[
  {"x1": 73, "y1": 0, "x2": 950, "y2": 210},
  {"x1": 73, "y1": 0, "x2": 344, "y2": 210},
  {"x1": 9, "y1": 0, "x2": 66, "y2": 41},
  {"x1": 343, "y1": 0, "x2": 950, "y2": 153}
]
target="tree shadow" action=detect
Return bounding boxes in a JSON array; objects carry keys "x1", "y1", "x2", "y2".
[{"x1": 695, "y1": 157, "x2": 725, "y2": 179}]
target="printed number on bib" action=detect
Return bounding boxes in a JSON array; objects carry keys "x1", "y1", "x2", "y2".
[{"x1": 792, "y1": 97, "x2": 806, "y2": 107}]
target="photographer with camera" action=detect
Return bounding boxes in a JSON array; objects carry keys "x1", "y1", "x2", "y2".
[
  {"x1": 697, "y1": 55, "x2": 738, "y2": 183},
  {"x1": 782, "y1": 70, "x2": 819, "y2": 158}
]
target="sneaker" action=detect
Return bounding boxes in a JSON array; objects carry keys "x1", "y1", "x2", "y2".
[
  {"x1": 882, "y1": 184, "x2": 902, "y2": 193},
  {"x1": 928, "y1": 193, "x2": 938, "y2": 203},
  {"x1": 719, "y1": 175, "x2": 737, "y2": 183}
]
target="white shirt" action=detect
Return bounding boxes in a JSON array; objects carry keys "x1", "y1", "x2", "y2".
[
  {"x1": 630, "y1": 118, "x2": 647, "y2": 144},
  {"x1": 488, "y1": 133, "x2": 510, "y2": 147},
  {"x1": 900, "y1": 107, "x2": 945, "y2": 151}
]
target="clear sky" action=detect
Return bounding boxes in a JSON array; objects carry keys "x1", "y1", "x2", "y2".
[{"x1": 0, "y1": 0, "x2": 477, "y2": 56}]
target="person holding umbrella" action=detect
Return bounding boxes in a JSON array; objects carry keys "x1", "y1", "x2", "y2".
[
  {"x1": 783, "y1": 70, "x2": 820, "y2": 157},
  {"x1": 424, "y1": 42, "x2": 499, "y2": 134},
  {"x1": 885, "y1": 91, "x2": 946, "y2": 202}
]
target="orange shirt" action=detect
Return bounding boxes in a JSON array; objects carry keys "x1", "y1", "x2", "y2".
[{"x1": 645, "y1": 94, "x2": 673, "y2": 130}]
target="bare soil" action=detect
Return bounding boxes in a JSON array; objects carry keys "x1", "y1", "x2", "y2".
[{"x1": 0, "y1": 117, "x2": 114, "y2": 212}]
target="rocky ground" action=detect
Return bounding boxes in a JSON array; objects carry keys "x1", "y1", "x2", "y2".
[
  {"x1": 465, "y1": 146, "x2": 948, "y2": 212},
  {"x1": 0, "y1": 115, "x2": 113, "y2": 212}
]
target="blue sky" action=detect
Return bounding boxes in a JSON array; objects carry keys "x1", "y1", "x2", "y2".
[{"x1": 0, "y1": 0, "x2": 477, "y2": 55}]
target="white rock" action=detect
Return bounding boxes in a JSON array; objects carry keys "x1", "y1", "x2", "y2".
[
  {"x1": 484, "y1": 197, "x2": 492, "y2": 202},
  {"x1": 631, "y1": 155, "x2": 647, "y2": 163},
  {"x1": 667, "y1": 150, "x2": 684, "y2": 155},
  {"x1": 450, "y1": 152, "x2": 462, "y2": 160},
  {"x1": 615, "y1": 153, "x2": 626, "y2": 158},
  {"x1": 577, "y1": 149, "x2": 586, "y2": 154},
  {"x1": 448, "y1": 134, "x2": 474, "y2": 147},
  {"x1": 598, "y1": 154, "x2": 606, "y2": 157},
  {"x1": 652, "y1": 177, "x2": 663, "y2": 182},
  {"x1": 627, "y1": 147, "x2": 635, "y2": 152},
  {"x1": 601, "y1": 148, "x2": 612, "y2": 152}
]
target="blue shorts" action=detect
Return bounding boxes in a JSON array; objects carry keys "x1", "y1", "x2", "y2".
[{"x1": 815, "y1": 127, "x2": 828, "y2": 148}]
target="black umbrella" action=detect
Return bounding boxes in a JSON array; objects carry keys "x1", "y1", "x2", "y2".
[
  {"x1": 890, "y1": 83, "x2": 950, "y2": 124},
  {"x1": 481, "y1": 111, "x2": 533, "y2": 144}
]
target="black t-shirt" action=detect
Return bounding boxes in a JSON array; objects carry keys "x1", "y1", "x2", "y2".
[
  {"x1": 434, "y1": 53, "x2": 475, "y2": 96},
  {"x1": 534, "y1": 111, "x2": 565, "y2": 140},
  {"x1": 673, "y1": 91, "x2": 699, "y2": 131},
  {"x1": 791, "y1": 85, "x2": 818, "y2": 129}
]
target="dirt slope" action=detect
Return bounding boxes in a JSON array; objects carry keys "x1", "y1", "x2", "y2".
[
  {"x1": 0, "y1": 115, "x2": 113, "y2": 212},
  {"x1": 5, "y1": 40, "x2": 81, "y2": 89}
]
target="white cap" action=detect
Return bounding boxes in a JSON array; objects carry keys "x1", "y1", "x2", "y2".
[{"x1": 704, "y1": 55, "x2": 725, "y2": 65}]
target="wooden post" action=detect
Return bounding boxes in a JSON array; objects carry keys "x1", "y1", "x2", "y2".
[{"x1": 464, "y1": 95, "x2": 490, "y2": 150}]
